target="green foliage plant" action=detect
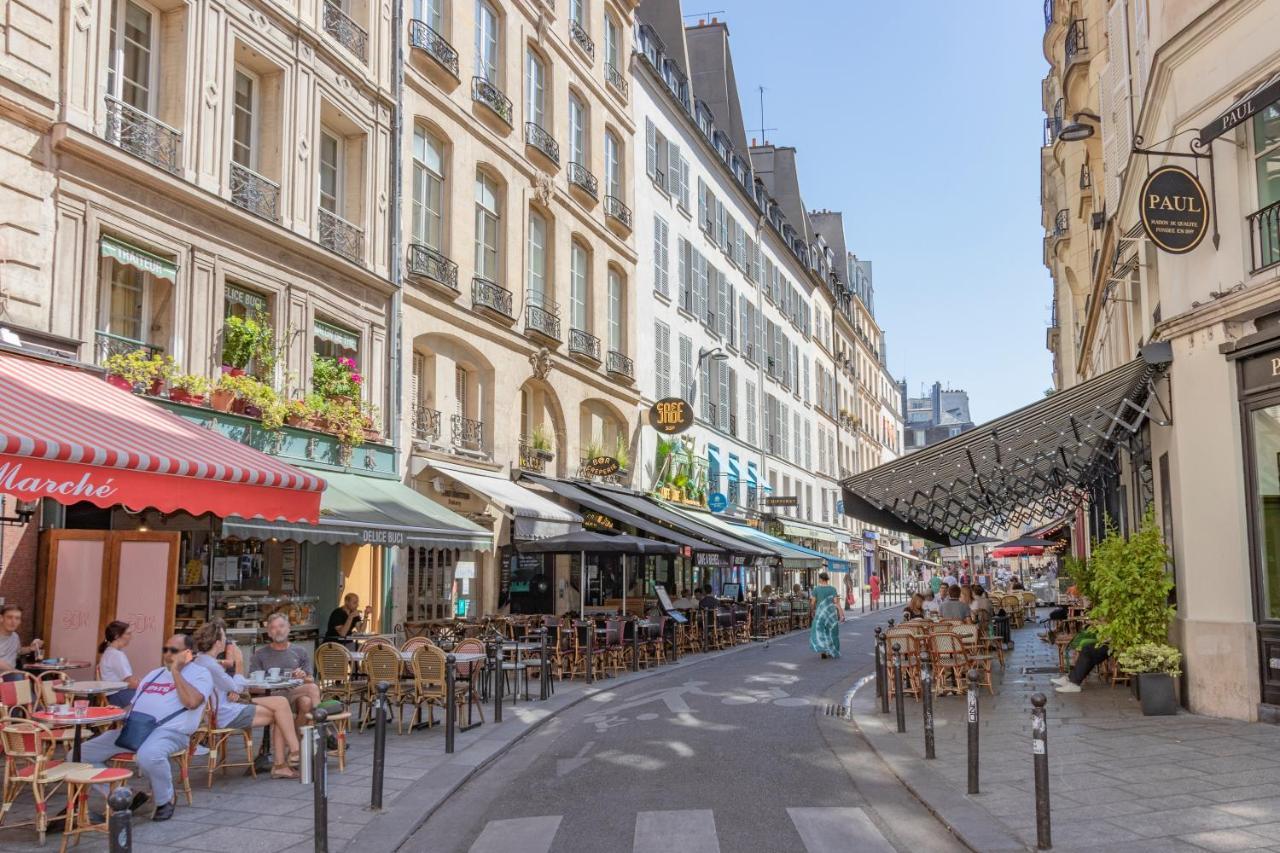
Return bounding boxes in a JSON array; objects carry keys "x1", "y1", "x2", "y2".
[
  {"x1": 1115, "y1": 642, "x2": 1182, "y2": 677},
  {"x1": 1089, "y1": 509, "x2": 1175, "y2": 656}
]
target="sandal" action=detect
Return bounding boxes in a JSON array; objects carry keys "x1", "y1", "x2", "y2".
[{"x1": 270, "y1": 765, "x2": 299, "y2": 780}]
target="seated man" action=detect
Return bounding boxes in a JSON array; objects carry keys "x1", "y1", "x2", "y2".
[
  {"x1": 250, "y1": 613, "x2": 323, "y2": 732},
  {"x1": 937, "y1": 584, "x2": 973, "y2": 622},
  {"x1": 1053, "y1": 629, "x2": 1108, "y2": 693},
  {"x1": 79, "y1": 633, "x2": 211, "y2": 822}
]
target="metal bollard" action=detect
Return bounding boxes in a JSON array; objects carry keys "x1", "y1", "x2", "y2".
[
  {"x1": 632, "y1": 620, "x2": 640, "y2": 672},
  {"x1": 703, "y1": 610, "x2": 711, "y2": 652},
  {"x1": 539, "y1": 629, "x2": 550, "y2": 700},
  {"x1": 585, "y1": 622, "x2": 595, "y2": 684},
  {"x1": 107, "y1": 787, "x2": 133, "y2": 853},
  {"x1": 892, "y1": 642, "x2": 906, "y2": 733},
  {"x1": 967, "y1": 668, "x2": 980, "y2": 795},
  {"x1": 874, "y1": 627, "x2": 885, "y2": 699},
  {"x1": 921, "y1": 648, "x2": 935, "y2": 759},
  {"x1": 371, "y1": 681, "x2": 389, "y2": 810},
  {"x1": 669, "y1": 618, "x2": 679, "y2": 663},
  {"x1": 1032, "y1": 693, "x2": 1051, "y2": 849},
  {"x1": 445, "y1": 654, "x2": 456, "y2": 754},
  {"x1": 494, "y1": 639, "x2": 504, "y2": 723},
  {"x1": 312, "y1": 707, "x2": 329, "y2": 853}
]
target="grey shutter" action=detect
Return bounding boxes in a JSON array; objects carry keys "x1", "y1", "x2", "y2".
[
  {"x1": 655, "y1": 321, "x2": 671, "y2": 399},
  {"x1": 646, "y1": 119, "x2": 657, "y2": 177},
  {"x1": 746, "y1": 381, "x2": 757, "y2": 444},
  {"x1": 679, "y1": 334, "x2": 693, "y2": 401},
  {"x1": 666, "y1": 141, "x2": 680, "y2": 194},
  {"x1": 717, "y1": 361, "x2": 730, "y2": 430},
  {"x1": 653, "y1": 216, "x2": 669, "y2": 297},
  {"x1": 678, "y1": 238, "x2": 691, "y2": 311}
]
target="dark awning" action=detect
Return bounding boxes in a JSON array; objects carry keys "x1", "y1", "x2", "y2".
[
  {"x1": 516, "y1": 530, "x2": 678, "y2": 555},
  {"x1": 841, "y1": 344, "x2": 1172, "y2": 545},
  {"x1": 1200, "y1": 71, "x2": 1280, "y2": 145}
]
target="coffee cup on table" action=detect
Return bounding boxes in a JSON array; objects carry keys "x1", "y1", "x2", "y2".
[
  {"x1": 250, "y1": 670, "x2": 265, "y2": 681},
  {"x1": 268, "y1": 667, "x2": 281, "y2": 679}
]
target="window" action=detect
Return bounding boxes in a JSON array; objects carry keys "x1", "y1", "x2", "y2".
[
  {"x1": 407, "y1": 547, "x2": 454, "y2": 622},
  {"x1": 679, "y1": 334, "x2": 692, "y2": 400},
  {"x1": 745, "y1": 381, "x2": 757, "y2": 445},
  {"x1": 654, "y1": 321, "x2": 671, "y2": 399},
  {"x1": 569, "y1": 0, "x2": 585, "y2": 27},
  {"x1": 604, "y1": 14, "x2": 620, "y2": 70},
  {"x1": 474, "y1": 170, "x2": 500, "y2": 280},
  {"x1": 412, "y1": 126, "x2": 445, "y2": 249},
  {"x1": 455, "y1": 365, "x2": 469, "y2": 416},
  {"x1": 319, "y1": 130, "x2": 341, "y2": 214},
  {"x1": 475, "y1": 0, "x2": 499, "y2": 82},
  {"x1": 105, "y1": 261, "x2": 146, "y2": 343},
  {"x1": 608, "y1": 269, "x2": 623, "y2": 352},
  {"x1": 314, "y1": 319, "x2": 359, "y2": 364},
  {"x1": 526, "y1": 48, "x2": 545, "y2": 128},
  {"x1": 1254, "y1": 100, "x2": 1280, "y2": 209},
  {"x1": 570, "y1": 241, "x2": 588, "y2": 330},
  {"x1": 653, "y1": 215, "x2": 669, "y2": 297},
  {"x1": 413, "y1": 0, "x2": 442, "y2": 30},
  {"x1": 108, "y1": 0, "x2": 157, "y2": 112},
  {"x1": 604, "y1": 130, "x2": 621, "y2": 198},
  {"x1": 527, "y1": 209, "x2": 547, "y2": 306},
  {"x1": 568, "y1": 93, "x2": 586, "y2": 166},
  {"x1": 224, "y1": 283, "x2": 268, "y2": 321},
  {"x1": 231, "y1": 69, "x2": 257, "y2": 169}
]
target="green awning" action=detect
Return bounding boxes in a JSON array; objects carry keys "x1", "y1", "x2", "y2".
[
  {"x1": 222, "y1": 470, "x2": 491, "y2": 550},
  {"x1": 776, "y1": 518, "x2": 846, "y2": 545},
  {"x1": 100, "y1": 236, "x2": 177, "y2": 283}
]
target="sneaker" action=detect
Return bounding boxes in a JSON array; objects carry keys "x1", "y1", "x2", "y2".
[
  {"x1": 192, "y1": 744, "x2": 210, "y2": 757},
  {"x1": 1055, "y1": 681, "x2": 1082, "y2": 693},
  {"x1": 1050, "y1": 675, "x2": 1070, "y2": 687},
  {"x1": 151, "y1": 800, "x2": 176, "y2": 822}
]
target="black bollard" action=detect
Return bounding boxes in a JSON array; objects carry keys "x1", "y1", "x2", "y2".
[
  {"x1": 703, "y1": 610, "x2": 711, "y2": 653},
  {"x1": 878, "y1": 631, "x2": 890, "y2": 715},
  {"x1": 107, "y1": 787, "x2": 133, "y2": 853},
  {"x1": 371, "y1": 680, "x2": 389, "y2": 810},
  {"x1": 312, "y1": 707, "x2": 329, "y2": 853},
  {"x1": 874, "y1": 627, "x2": 885, "y2": 699},
  {"x1": 892, "y1": 642, "x2": 906, "y2": 733},
  {"x1": 494, "y1": 638, "x2": 504, "y2": 723},
  {"x1": 632, "y1": 620, "x2": 640, "y2": 672},
  {"x1": 1032, "y1": 693, "x2": 1051, "y2": 849},
  {"x1": 921, "y1": 648, "x2": 935, "y2": 759},
  {"x1": 967, "y1": 668, "x2": 980, "y2": 795},
  {"x1": 585, "y1": 622, "x2": 595, "y2": 684},
  {"x1": 444, "y1": 653, "x2": 456, "y2": 754},
  {"x1": 539, "y1": 629, "x2": 550, "y2": 700},
  {"x1": 669, "y1": 618, "x2": 679, "y2": 663}
]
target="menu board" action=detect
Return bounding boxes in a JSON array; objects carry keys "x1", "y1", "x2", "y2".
[{"x1": 655, "y1": 586, "x2": 674, "y2": 611}]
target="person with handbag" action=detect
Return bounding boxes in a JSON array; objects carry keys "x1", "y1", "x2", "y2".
[{"x1": 78, "y1": 633, "x2": 212, "y2": 822}]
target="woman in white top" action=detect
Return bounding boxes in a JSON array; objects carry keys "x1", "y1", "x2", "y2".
[{"x1": 97, "y1": 620, "x2": 139, "y2": 706}]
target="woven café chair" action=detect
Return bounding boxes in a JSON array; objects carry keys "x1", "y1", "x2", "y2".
[
  {"x1": 201, "y1": 695, "x2": 256, "y2": 787},
  {"x1": 407, "y1": 645, "x2": 447, "y2": 728},
  {"x1": 58, "y1": 763, "x2": 132, "y2": 853},
  {"x1": 883, "y1": 629, "x2": 923, "y2": 700},
  {"x1": 929, "y1": 632, "x2": 971, "y2": 696},
  {"x1": 315, "y1": 642, "x2": 366, "y2": 716},
  {"x1": 305, "y1": 708, "x2": 351, "y2": 772},
  {"x1": 400, "y1": 636, "x2": 434, "y2": 654},
  {"x1": 359, "y1": 645, "x2": 412, "y2": 734},
  {"x1": 0, "y1": 674, "x2": 40, "y2": 718},
  {"x1": 0, "y1": 717, "x2": 84, "y2": 843},
  {"x1": 107, "y1": 738, "x2": 195, "y2": 808}
]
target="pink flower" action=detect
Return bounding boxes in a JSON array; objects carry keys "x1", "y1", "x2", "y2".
[
  {"x1": 339, "y1": 357, "x2": 355, "y2": 368},
  {"x1": 351, "y1": 374, "x2": 363, "y2": 384}
]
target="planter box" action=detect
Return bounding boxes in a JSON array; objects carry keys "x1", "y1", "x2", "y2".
[
  {"x1": 106, "y1": 375, "x2": 133, "y2": 392},
  {"x1": 168, "y1": 389, "x2": 206, "y2": 406},
  {"x1": 1136, "y1": 672, "x2": 1177, "y2": 716},
  {"x1": 210, "y1": 389, "x2": 236, "y2": 413}
]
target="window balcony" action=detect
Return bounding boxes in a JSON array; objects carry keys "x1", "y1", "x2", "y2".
[
  {"x1": 407, "y1": 243, "x2": 459, "y2": 291},
  {"x1": 524, "y1": 300, "x2": 561, "y2": 342},
  {"x1": 317, "y1": 207, "x2": 364, "y2": 264},
  {"x1": 412, "y1": 405, "x2": 442, "y2": 442},
  {"x1": 567, "y1": 162, "x2": 598, "y2": 199},
  {"x1": 1065, "y1": 18, "x2": 1088, "y2": 65},
  {"x1": 408, "y1": 19, "x2": 459, "y2": 77},
  {"x1": 1043, "y1": 116, "x2": 1061, "y2": 146},
  {"x1": 451, "y1": 414, "x2": 485, "y2": 455},
  {"x1": 517, "y1": 440, "x2": 549, "y2": 473},
  {"x1": 472, "y1": 276, "x2": 513, "y2": 319},
  {"x1": 605, "y1": 62, "x2": 628, "y2": 98},
  {"x1": 471, "y1": 77, "x2": 513, "y2": 126},
  {"x1": 323, "y1": 1, "x2": 368, "y2": 63},
  {"x1": 524, "y1": 122, "x2": 560, "y2": 166},
  {"x1": 568, "y1": 327, "x2": 600, "y2": 362},
  {"x1": 570, "y1": 20, "x2": 594, "y2": 62},
  {"x1": 606, "y1": 350, "x2": 633, "y2": 381},
  {"x1": 229, "y1": 162, "x2": 280, "y2": 222},
  {"x1": 604, "y1": 195, "x2": 632, "y2": 232},
  {"x1": 1054, "y1": 208, "x2": 1069, "y2": 238},
  {"x1": 1248, "y1": 200, "x2": 1280, "y2": 274},
  {"x1": 104, "y1": 95, "x2": 181, "y2": 174},
  {"x1": 94, "y1": 330, "x2": 163, "y2": 367}
]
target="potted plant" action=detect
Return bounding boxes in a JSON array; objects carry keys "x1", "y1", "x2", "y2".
[
  {"x1": 1116, "y1": 642, "x2": 1182, "y2": 716},
  {"x1": 211, "y1": 372, "x2": 238, "y2": 412},
  {"x1": 221, "y1": 315, "x2": 267, "y2": 375},
  {"x1": 311, "y1": 354, "x2": 362, "y2": 403},
  {"x1": 530, "y1": 423, "x2": 555, "y2": 460},
  {"x1": 613, "y1": 435, "x2": 630, "y2": 474},
  {"x1": 215, "y1": 374, "x2": 283, "y2": 427},
  {"x1": 361, "y1": 402, "x2": 382, "y2": 442},
  {"x1": 168, "y1": 373, "x2": 210, "y2": 406},
  {"x1": 285, "y1": 395, "x2": 323, "y2": 429},
  {"x1": 322, "y1": 398, "x2": 367, "y2": 449},
  {"x1": 103, "y1": 349, "x2": 169, "y2": 394}
]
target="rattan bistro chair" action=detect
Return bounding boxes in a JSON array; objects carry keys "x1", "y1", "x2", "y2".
[
  {"x1": 407, "y1": 645, "x2": 447, "y2": 728},
  {"x1": 359, "y1": 646, "x2": 413, "y2": 734},
  {"x1": 316, "y1": 642, "x2": 366, "y2": 716},
  {"x1": 0, "y1": 717, "x2": 79, "y2": 843},
  {"x1": 201, "y1": 695, "x2": 256, "y2": 788}
]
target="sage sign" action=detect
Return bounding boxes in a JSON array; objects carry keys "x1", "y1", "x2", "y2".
[{"x1": 1139, "y1": 165, "x2": 1209, "y2": 254}]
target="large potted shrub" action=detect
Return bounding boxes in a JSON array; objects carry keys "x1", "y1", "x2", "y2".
[
  {"x1": 103, "y1": 350, "x2": 170, "y2": 394},
  {"x1": 530, "y1": 423, "x2": 555, "y2": 461}
]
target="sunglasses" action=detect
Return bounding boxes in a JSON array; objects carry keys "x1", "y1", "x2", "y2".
[{"x1": 162, "y1": 646, "x2": 186, "y2": 654}]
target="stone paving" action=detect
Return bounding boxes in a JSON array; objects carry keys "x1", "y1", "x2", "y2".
[{"x1": 851, "y1": 612, "x2": 1280, "y2": 852}]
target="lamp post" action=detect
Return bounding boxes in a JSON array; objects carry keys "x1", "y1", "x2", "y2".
[{"x1": 685, "y1": 346, "x2": 728, "y2": 409}]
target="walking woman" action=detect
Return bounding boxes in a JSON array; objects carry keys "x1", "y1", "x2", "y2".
[{"x1": 809, "y1": 572, "x2": 843, "y2": 659}]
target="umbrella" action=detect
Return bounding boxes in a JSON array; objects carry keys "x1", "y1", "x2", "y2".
[{"x1": 517, "y1": 531, "x2": 678, "y2": 614}]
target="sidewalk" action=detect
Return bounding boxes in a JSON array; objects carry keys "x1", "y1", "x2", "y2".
[
  {"x1": 0, "y1": 639, "x2": 761, "y2": 853},
  {"x1": 850, "y1": 617, "x2": 1280, "y2": 853}
]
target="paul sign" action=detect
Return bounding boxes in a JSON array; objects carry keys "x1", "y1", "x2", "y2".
[
  {"x1": 648, "y1": 397, "x2": 694, "y2": 435},
  {"x1": 1139, "y1": 165, "x2": 1209, "y2": 254}
]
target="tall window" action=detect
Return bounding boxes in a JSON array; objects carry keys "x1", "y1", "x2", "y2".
[
  {"x1": 569, "y1": 0, "x2": 585, "y2": 27},
  {"x1": 231, "y1": 69, "x2": 257, "y2": 169},
  {"x1": 527, "y1": 210, "x2": 547, "y2": 306},
  {"x1": 604, "y1": 14, "x2": 619, "y2": 69},
  {"x1": 1255, "y1": 101, "x2": 1280, "y2": 209},
  {"x1": 108, "y1": 0, "x2": 156, "y2": 112},
  {"x1": 412, "y1": 126, "x2": 445, "y2": 250},
  {"x1": 412, "y1": 0, "x2": 442, "y2": 29},
  {"x1": 525, "y1": 48, "x2": 545, "y2": 128},
  {"x1": 570, "y1": 242, "x2": 588, "y2": 330},
  {"x1": 568, "y1": 93, "x2": 586, "y2": 166},
  {"x1": 319, "y1": 130, "x2": 341, "y2": 214},
  {"x1": 474, "y1": 171, "x2": 500, "y2": 280},
  {"x1": 474, "y1": 0, "x2": 499, "y2": 82},
  {"x1": 604, "y1": 130, "x2": 621, "y2": 198},
  {"x1": 314, "y1": 319, "x2": 359, "y2": 364},
  {"x1": 455, "y1": 366, "x2": 469, "y2": 417},
  {"x1": 607, "y1": 269, "x2": 622, "y2": 352},
  {"x1": 105, "y1": 263, "x2": 146, "y2": 343}
]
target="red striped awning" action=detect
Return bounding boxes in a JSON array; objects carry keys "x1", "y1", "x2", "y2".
[{"x1": 0, "y1": 351, "x2": 322, "y2": 522}]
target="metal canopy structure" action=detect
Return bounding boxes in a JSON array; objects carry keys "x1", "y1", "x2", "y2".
[{"x1": 842, "y1": 344, "x2": 1172, "y2": 545}]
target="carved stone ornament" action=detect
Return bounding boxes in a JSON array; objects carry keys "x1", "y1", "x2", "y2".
[
  {"x1": 249, "y1": 10, "x2": 269, "y2": 31},
  {"x1": 204, "y1": 81, "x2": 219, "y2": 109},
  {"x1": 532, "y1": 171, "x2": 554, "y2": 207},
  {"x1": 298, "y1": 136, "x2": 310, "y2": 160},
  {"x1": 529, "y1": 347, "x2": 552, "y2": 381},
  {"x1": 74, "y1": 0, "x2": 93, "y2": 32}
]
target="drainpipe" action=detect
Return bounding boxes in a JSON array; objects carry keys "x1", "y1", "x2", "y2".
[{"x1": 384, "y1": 0, "x2": 405, "y2": 626}]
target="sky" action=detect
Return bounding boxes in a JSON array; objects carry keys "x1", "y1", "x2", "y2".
[{"x1": 707, "y1": 1, "x2": 1053, "y2": 423}]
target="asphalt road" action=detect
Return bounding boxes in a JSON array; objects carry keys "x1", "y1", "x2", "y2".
[{"x1": 401, "y1": 611, "x2": 967, "y2": 853}]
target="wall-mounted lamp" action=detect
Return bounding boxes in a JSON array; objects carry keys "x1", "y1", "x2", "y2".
[{"x1": 1058, "y1": 111, "x2": 1102, "y2": 142}]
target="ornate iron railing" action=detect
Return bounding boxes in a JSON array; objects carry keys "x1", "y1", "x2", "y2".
[
  {"x1": 323, "y1": 2, "x2": 368, "y2": 62},
  {"x1": 604, "y1": 195, "x2": 632, "y2": 229},
  {"x1": 412, "y1": 405, "x2": 442, "y2": 441},
  {"x1": 605, "y1": 63, "x2": 627, "y2": 97},
  {"x1": 525, "y1": 301, "x2": 560, "y2": 340},
  {"x1": 229, "y1": 161, "x2": 280, "y2": 222},
  {"x1": 1249, "y1": 200, "x2": 1280, "y2": 273},
  {"x1": 568, "y1": 327, "x2": 600, "y2": 361},
  {"x1": 570, "y1": 20, "x2": 594, "y2": 61},
  {"x1": 472, "y1": 276, "x2": 513, "y2": 318},
  {"x1": 95, "y1": 330, "x2": 163, "y2": 366},
  {"x1": 524, "y1": 122, "x2": 560, "y2": 164},
  {"x1": 471, "y1": 77, "x2": 513, "y2": 126},
  {"x1": 407, "y1": 243, "x2": 459, "y2": 290},
  {"x1": 318, "y1": 207, "x2": 365, "y2": 263},
  {"x1": 451, "y1": 414, "x2": 485, "y2": 452},
  {"x1": 517, "y1": 440, "x2": 548, "y2": 473},
  {"x1": 1044, "y1": 0, "x2": 1053, "y2": 29},
  {"x1": 408, "y1": 19, "x2": 458, "y2": 76},
  {"x1": 104, "y1": 96, "x2": 181, "y2": 174},
  {"x1": 1079, "y1": 163, "x2": 1092, "y2": 190},
  {"x1": 1065, "y1": 18, "x2": 1087, "y2": 63},
  {"x1": 1043, "y1": 116, "x2": 1061, "y2": 146},
  {"x1": 606, "y1": 350, "x2": 633, "y2": 379},
  {"x1": 1054, "y1": 208, "x2": 1069, "y2": 237},
  {"x1": 567, "y1": 162, "x2": 598, "y2": 198}
]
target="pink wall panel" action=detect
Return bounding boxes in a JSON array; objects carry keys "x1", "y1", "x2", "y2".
[
  {"x1": 113, "y1": 541, "x2": 172, "y2": 676},
  {"x1": 48, "y1": 539, "x2": 105, "y2": 677}
]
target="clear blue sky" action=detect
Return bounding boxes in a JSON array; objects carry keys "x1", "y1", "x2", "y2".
[{"x1": 708, "y1": 2, "x2": 1053, "y2": 423}]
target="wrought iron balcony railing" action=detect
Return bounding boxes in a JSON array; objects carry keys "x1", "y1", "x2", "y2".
[
  {"x1": 408, "y1": 19, "x2": 459, "y2": 77},
  {"x1": 323, "y1": 2, "x2": 368, "y2": 62},
  {"x1": 104, "y1": 96, "x2": 181, "y2": 174},
  {"x1": 1044, "y1": 0, "x2": 1053, "y2": 30},
  {"x1": 1065, "y1": 18, "x2": 1087, "y2": 63},
  {"x1": 1080, "y1": 163, "x2": 1092, "y2": 190},
  {"x1": 517, "y1": 439, "x2": 549, "y2": 473},
  {"x1": 472, "y1": 77, "x2": 513, "y2": 126},
  {"x1": 525, "y1": 301, "x2": 561, "y2": 340},
  {"x1": 604, "y1": 195, "x2": 632, "y2": 230},
  {"x1": 318, "y1": 207, "x2": 364, "y2": 263},
  {"x1": 412, "y1": 405, "x2": 441, "y2": 442},
  {"x1": 1043, "y1": 116, "x2": 1061, "y2": 146},
  {"x1": 407, "y1": 243, "x2": 459, "y2": 290},
  {"x1": 472, "y1": 276, "x2": 513, "y2": 318},
  {"x1": 95, "y1": 330, "x2": 163, "y2": 367},
  {"x1": 1249, "y1": 200, "x2": 1280, "y2": 274},
  {"x1": 229, "y1": 161, "x2": 280, "y2": 222},
  {"x1": 606, "y1": 350, "x2": 633, "y2": 379},
  {"x1": 451, "y1": 414, "x2": 485, "y2": 453},
  {"x1": 567, "y1": 162, "x2": 598, "y2": 198},
  {"x1": 568, "y1": 327, "x2": 600, "y2": 361},
  {"x1": 605, "y1": 63, "x2": 628, "y2": 97},
  {"x1": 524, "y1": 122, "x2": 560, "y2": 164},
  {"x1": 1054, "y1": 208, "x2": 1069, "y2": 237},
  {"x1": 570, "y1": 20, "x2": 594, "y2": 61}
]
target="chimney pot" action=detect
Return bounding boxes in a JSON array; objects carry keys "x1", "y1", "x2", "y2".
[
  {"x1": 711, "y1": 16, "x2": 718, "y2": 23},
  {"x1": 699, "y1": 18, "x2": 705, "y2": 25}
]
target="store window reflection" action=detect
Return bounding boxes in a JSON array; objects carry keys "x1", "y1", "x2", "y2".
[{"x1": 1251, "y1": 404, "x2": 1280, "y2": 619}]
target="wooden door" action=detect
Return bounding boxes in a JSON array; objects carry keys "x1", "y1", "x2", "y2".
[
  {"x1": 40, "y1": 530, "x2": 109, "y2": 677},
  {"x1": 104, "y1": 532, "x2": 179, "y2": 676}
]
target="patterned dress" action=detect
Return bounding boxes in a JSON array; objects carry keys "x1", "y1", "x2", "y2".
[{"x1": 809, "y1": 584, "x2": 841, "y2": 658}]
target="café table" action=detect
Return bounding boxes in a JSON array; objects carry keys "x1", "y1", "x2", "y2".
[
  {"x1": 243, "y1": 678, "x2": 302, "y2": 764},
  {"x1": 58, "y1": 680, "x2": 128, "y2": 708},
  {"x1": 33, "y1": 705, "x2": 126, "y2": 762},
  {"x1": 25, "y1": 659, "x2": 92, "y2": 673}
]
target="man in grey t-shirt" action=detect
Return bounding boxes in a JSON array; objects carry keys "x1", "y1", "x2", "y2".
[
  {"x1": 0, "y1": 605, "x2": 43, "y2": 676},
  {"x1": 938, "y1": 585, "x2": 972, "y2": 622},
  {"x1": 249, "y1": 613, "x2": 320, "y2": 730}
]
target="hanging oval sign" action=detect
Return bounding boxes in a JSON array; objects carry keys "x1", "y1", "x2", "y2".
[
  {"x1": 583, "y1": 456, "x2": 620, "y2": 477},
  {"x1": 1139, "y1": 165, "x2": 1209, "y2": 254},
  {"x1": 648, "y1": 397, "x2": 694, "y2": 434}
]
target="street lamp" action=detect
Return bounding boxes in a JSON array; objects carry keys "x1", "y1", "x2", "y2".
[
  {"x1": 1058, "y1": 110, "x2": 1101, "y2": 142},
  {"x1": 685, "y1": 346, "x2": 728, "y2": 407}
]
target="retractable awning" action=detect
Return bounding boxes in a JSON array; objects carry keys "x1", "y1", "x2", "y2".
[
  {"x1": 775, "y1": 517, "x2": 847, "y2": 545},
  {"x1": 734, "y1": 523, "x2": 848, "y2": 572},
  {"x1": 579, "y1": 483, "x2": 773, "y2": 558},
  {"x1": 842, "y1": 344, "x2": 1172, "y2": 545},
  {"x1": 0, "y1": 350, "x2": 321, "y2": 521},
  {"x1": 700, "y1": 519, "x2": 823, "y2": 570},
  {"x1": 417, "y1": 459, "x2": 580, "y2": 540}
]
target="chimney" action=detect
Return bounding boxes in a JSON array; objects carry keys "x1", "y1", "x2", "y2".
[
  {"x1": 698, "y1": 18, "x2": 705, "y2": 25},
  {"x1": 711, "y1": 16, "x2": 718, "y2": 23}
]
